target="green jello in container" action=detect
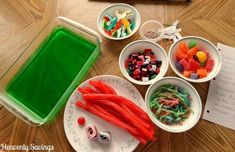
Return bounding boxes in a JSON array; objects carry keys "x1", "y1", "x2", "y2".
[{"x1": 0, "y1": 17, "x2": 101, "y2": 125}]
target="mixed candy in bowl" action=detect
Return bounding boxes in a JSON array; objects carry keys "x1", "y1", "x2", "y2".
[
  {"x1": 145, "y1": 77, "x2": 202, "y2": 133},
  {"x1": 168, "y1": 36, "x2": 222, "y2": 83},
  {"x1": 97, "y1": 3, "x2": 141, "y2": 40},
  {"x1": 119, "y1": 40, "x2": 168, "y2": 85}
]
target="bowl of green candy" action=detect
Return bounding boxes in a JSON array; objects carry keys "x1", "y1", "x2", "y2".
[{"x1": 145, "y1": 77, "x2": 202, "y2": 133}]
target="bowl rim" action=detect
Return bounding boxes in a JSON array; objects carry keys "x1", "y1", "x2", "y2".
[
  {"x1": 145, "y1": 76, "x2": 202, "y2": 133},
  {"x1": 168, "y1": 36, "x2": 222, "y2": 83},
  {"x1": 97, "y1": 3, "x2": 141, "y2": 40},
  {"x1": 139, "y1": 20, "x2": 164, "y2": 42},
  {"x1": 119, "y1": 40, "x2": 168, "y2": 85}
]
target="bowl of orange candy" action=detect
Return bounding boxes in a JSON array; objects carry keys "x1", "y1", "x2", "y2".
[{"x1": 168, "y1": 36, "x2": 222, "y2": 83}]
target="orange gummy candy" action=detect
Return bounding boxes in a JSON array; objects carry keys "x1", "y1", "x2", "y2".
[
  {"x1": 177, "y1": 49, "x2": 188, "y2": 60},
  {"x1": 183, "y1": 71, "x2": 193, "y2": 78},
  {"x1": 179, "y1": 42, "x2": 188, "y2": 53},
  {"x1": 196, "y1": 68, "x2": 208, "y2": 78},
  {"x1": 187, "y1": 46, "x2": 199, "y2": 56}
]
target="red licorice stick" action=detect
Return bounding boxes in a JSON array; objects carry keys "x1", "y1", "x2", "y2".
[
  {"x1": 118, "y1": 104, "x2": 155, "y2": 139},
  {"x1": 83, "y1": 87, "x2": 98, "y2": 94},
  {"x1": 96, "y1": 80, "x2": 117, "y2": 95},
  {"x1": 89, "y1": 80, "x2": 117, "y2": 95},
  {"x1": 76, "y1": 101, "x2": 147, "y2": 144},
  {"x1": 77, "y1": 87, "x2": 90, "y2": 94},
  {"x1": 111, "y1": 20, "x2": 122, "y2": 33},
  {"x1": 89, "y1": 80, "x2": 110, "y2": 94},
  {"x1": 121, "y1": 104, "x2": 153, "y2": 129},
  {"x1": 91, "y1": 104, "x2": 147, "y2": 144},
  {"x1": 86, "y1": 99, "x2": 154, "y2": 139},
  {"x1": 83, "y1": 94, "x2": 150, "y2": 121}
]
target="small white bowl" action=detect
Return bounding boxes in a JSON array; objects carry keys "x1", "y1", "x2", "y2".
[
  {"x1": 119, "y1": 40, "x2": 168, "y2": 85},
  {"x1": 168, "y1": 36, "x2": 222, "y2": 83},
  {"x1": 97, "y1": 3, "x2": 141, "y2": 40},
  {"x1": 145, "y1": 77, "x2": 202, "y2": 133},
  {"x1": 139, "y1": 20, "x2": 164, "y2": 42}
]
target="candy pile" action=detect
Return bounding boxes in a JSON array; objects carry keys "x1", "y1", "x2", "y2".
[
  {"x1": 125, "y1": 49, "x2": 162, "y2": 82},
  {"x1": 149, "y1": 84, "x2": 191, "y2": 125},
  {"x1": 103, "y1": 10, "x2": 135, "y2": 38},
  {"x1": 76, "y1": 80, "x2": 156, "y2": 144},
  {"x1": 175, "y1": 40, "x2": 214, "y2": 79},
  {"x1": 86, "y1": 124, "x2": 111, "y2": 144},
  {"x1": 144, "y1": 31, "x2": 159, "y2": 39}
]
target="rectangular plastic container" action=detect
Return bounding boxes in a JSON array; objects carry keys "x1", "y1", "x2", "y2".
[{"x1": 0, "y1": 16, "x2": 101, "y2": 125}]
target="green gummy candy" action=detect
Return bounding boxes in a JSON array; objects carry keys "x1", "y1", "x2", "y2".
[
  {"x1": 188, "y1": 40, "x2": 197, "y2": 49},
  {"x1": 112, "y1": 30, "x2": 117, "y2": 37},
  {"x1": 130, "y1": 22, "x2": 136, "y2": 30},
  {"x1": 151, "y1": 75, "x2": 157, "y2": 79},
  {"x1": 103, "y1": 20, "x2": 108, "y2": 30}
]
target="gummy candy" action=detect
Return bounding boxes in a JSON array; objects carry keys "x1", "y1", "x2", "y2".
[
  {"x1": 179, "y1": 59, "x2": 190, "y2": 71},
  {"x1": 103, "y1": 10, "x2": 135, "y2": 38},
  {"x1": 174, "y1": 40, "x2": 214, "y2": 80},
  {"x1": 179, "y1": 42, "x2": 188, "y2": 53},
  {"x1": 196, "y1": 68, "x2": 208, "y2": 78},
  {"x1": 187, "y1": 46, "x2": 198, "y2": 56},
  {"x1": 188, "y1": 59, "x2": 200, "y2": 71},
  {"x1": 177, "y1": 49, "x2": 188, "y2": 60},
  {"x1": 196, "y1": 51, "x2": 207, "y2": 63},
  {"x1": 188, "y1": 40, "x2": 197, "y2": 49},
  {"x1": 183, "y1": 71, "x2": 193, "y2": 78},
  {"x1": 190, "y1": 73, "x2": 199, "y2": 79},
  {"x1": 125, "y1": 49, "x2": 162, "y2": 82},
  {"x1": 205, "y1": 58, "x2": 214, "y2": 72},
  {"x1": 175, "y1": 61, "x2": 184, "y2": 72}
]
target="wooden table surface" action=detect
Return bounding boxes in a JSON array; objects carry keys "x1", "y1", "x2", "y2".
[{"x1": 0, "y1": 0, "x2": 235, "y2": 151}]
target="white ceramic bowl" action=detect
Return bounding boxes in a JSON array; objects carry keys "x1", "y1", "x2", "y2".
[
  {"x1": 97, "y1": 3, "x2": 141, "y2": 40},
  {"x1": 145, "y1": 77, "x2": 202, "y2": 133},
  {"x1": 139, "y1": 20, "x2": 164, "y2": 42},
  {"x1": 168, "y1": 36, "x2": 222, "y2": 83},
  {"x1": 119, "y1": 40, "x2": 168, "y2": 85}
]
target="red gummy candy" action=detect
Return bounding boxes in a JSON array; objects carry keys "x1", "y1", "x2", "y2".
[
  {"x1": 179, "y1": 59, "x2": 191, "y2": 71},
  {"x1": 156, "y1": 68, "x2": 160, "y2": 74},
  {"x1": 77, "y1": 116, "x2": 85, "y2": 125},
  {"x1": 188, "y1": 59, "x2": 200, "y2": 71},
  {"x1": 205, "y1": 58, "x2": 214, "y2": 72},
  {"x1": 138, "y1": 55, "x2": 144, "y2": 61},
  {"x1": 133, "y1": 69, "x2": 141, "y2": 75},
  {"x1": 125, "y1": 60, "x2": 129, "y2": 68},
  {"x1": 144, "y1": 48, "x2": 152, "y2": 55},
  {"x1": 104, "y1": 30, "x2": 111, "y2": 36},
  {"x1": 104, "y1": 16, "x2": 110, "y2": 21}
]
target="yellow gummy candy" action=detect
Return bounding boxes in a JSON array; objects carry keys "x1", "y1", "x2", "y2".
[
  {"x1": 196, "y1": 51, "x2": 207, "y2": 63},
  {"x1": 122, "y1": 18, "x2": 129, "y2": 28}
]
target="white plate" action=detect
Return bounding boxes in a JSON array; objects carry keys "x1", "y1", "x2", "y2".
[{"x1": 64, "y1": 75, "x2": 145, "y2": 152}]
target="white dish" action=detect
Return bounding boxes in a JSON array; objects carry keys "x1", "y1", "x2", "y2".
[
  {"x1": 64, "y1": 75, "x2": 145, "y2": 152},
  {"x1": 168, "y1": 36, "x2": 222, "y2": 83},
  {"x1": 145, "y1": 77, "x2": 202, "y2": 133},
  {"x1": 119, "y1": 40, "x2": 168, "y2": 85},
  {"x1": 97, "y1": 3, "x2": 141, "y2": 40},
  {"x1": 139, "y1": 20, "x2": 164, "y2": 42}
]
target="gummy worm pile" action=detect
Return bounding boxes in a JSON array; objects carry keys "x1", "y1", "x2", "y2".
[{"x1": 149, "y1": 84, "x2": 192, "y2": 124}]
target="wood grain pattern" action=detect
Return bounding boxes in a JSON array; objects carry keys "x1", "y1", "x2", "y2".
[{"x1": 0, "y1": 0, "x2": 235, "y2": 151}]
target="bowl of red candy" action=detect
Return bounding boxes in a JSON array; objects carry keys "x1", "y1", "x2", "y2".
[
  {"x1": 168, "y1": 36, "x2": 222, "y2": 83},
  {"x1": 119, "y1": 40, "x2": 168, "y2": 85}
]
